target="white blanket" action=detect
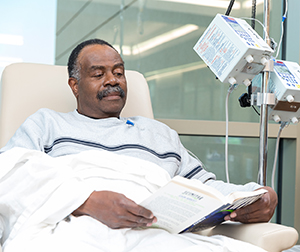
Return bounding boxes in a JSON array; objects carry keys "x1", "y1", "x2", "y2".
[{"x1": 0, "y1": 148, "x2": 266, "y2": 252}]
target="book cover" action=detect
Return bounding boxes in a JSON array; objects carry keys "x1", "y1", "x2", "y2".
[{"x1": 140, "y1": 176, "x2": 267, "y2": 234}]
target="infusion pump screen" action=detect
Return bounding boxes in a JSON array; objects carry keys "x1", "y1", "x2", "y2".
[
  {"x1": 274, "y1": 61, "x2": 299, "y2": 87},
  {"x1": 222, "y1": 16, "x2": 245, "y2": 33},
  {"x1": 274, "y1": 63, "x2": 293, "y2": 75},
  {"x1": 227, "y1": 21, "x2": 245, "y2": 33}
]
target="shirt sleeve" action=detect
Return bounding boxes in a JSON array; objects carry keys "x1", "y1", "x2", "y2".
[
  {"x1": 205, "y1": 178, "x2": 262, "y2": 195},
  {"x1": 0, "y1": 115, "x2": 44, "y2": 153},
  {"x1": 173, "y1": 132, "x2": 261, "y2": 195},
  {"x1": 174, "y1": 133, "x2": 216, "y2": 183}
]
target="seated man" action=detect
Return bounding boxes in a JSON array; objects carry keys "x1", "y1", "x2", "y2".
[{"x1": 0, "y1": 38, "x2": 277, "y2": 251}]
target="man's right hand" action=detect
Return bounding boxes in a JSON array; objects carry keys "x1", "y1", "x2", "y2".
[{"x1": 72, "y1": 191, "x2": 157, "y2": 229}]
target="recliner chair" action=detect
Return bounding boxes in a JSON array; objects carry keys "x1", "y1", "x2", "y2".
[{"x1": 0, "y1": 62, "x2": 298, "y2": 252}]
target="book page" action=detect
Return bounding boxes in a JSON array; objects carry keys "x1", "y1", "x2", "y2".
[
  {"x1": 226, "y1": 188, "x2": 268, "y2": 204},
  {"x1": 140, "y1": 177, "x2": 224, "y2": 234},
  {"x1": 172, "y1": 176, "x2": 227, "y2": 203}
]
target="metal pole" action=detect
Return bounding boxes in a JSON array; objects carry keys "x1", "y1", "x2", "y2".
[{"x1": 258, "y1": 0, "x2": 271, "y2": 186}]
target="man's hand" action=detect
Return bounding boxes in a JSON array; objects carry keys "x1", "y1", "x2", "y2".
[
  {"x1": 72, "y1": 191, "x2": 157, "y2": 229},
  {"x1": 224, "y1": 186, "x2": 278, "y2": 223}
]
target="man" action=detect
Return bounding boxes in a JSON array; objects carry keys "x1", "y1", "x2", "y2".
[{"x1": 0, "y1": 39, "x2": 277, "y2": 250}]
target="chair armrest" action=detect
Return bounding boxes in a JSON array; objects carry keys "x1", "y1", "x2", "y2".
[
  {"x1": 0, "y1": 224, "x2": 297, "y2": 252},
  {"x1": 195, "y1": 222, "x2": 298, "y2": 252}
]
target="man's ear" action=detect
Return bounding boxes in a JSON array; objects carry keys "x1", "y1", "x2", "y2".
[{"x1": 68, "y1": 78, "x2": 79, "y2": 98}]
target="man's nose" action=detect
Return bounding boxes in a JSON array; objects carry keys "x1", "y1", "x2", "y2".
[{"x1": 104, "y1": 72, "x2": 118, "y2": 86}]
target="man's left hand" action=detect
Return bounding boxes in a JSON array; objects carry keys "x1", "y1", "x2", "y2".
[{"x1": 224, "y1": 186, "x2": 278, "y2": 223}]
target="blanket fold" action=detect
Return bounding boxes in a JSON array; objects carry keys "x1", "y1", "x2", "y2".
[{"x1": 0, "y1": 148, "x2": 266, "y2": 252}]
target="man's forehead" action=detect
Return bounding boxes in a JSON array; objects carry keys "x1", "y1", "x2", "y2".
[
  {"x1": 89, "y1": 62, "x2": 124, "y2": 71},
  {"x1": 78, "y1": 44, "x2": 123, "y2": 67}
]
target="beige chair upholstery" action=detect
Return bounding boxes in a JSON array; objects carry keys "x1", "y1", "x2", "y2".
[
  {"x1": 197, "y1": 222, "x2": 298, "y2": 252},
  {"x1": 0, "y1": 62, "x2": 153, "y2": 148},
  {"x1": 0, "y1": 63, "x2": 298, "y2": 252}
]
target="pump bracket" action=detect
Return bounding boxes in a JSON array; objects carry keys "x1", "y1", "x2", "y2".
[{"x1": 251, "y1": 92, "x2": 275, "y2": 106}]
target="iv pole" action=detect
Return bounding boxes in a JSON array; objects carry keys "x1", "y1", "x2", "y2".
[{"x1": 258, "y1": 0, "x2": 271, "y2": 186}]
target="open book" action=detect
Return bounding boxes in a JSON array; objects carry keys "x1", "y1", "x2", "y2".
[{"x1": 140, "y1": 176, "x2": 267, "y2": 234}]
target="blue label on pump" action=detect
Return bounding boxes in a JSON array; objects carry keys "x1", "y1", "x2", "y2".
[
  {"x1": 222, "y1": 15, "x2": 255, "y2": 46},
  {"x1": 274, "y1": 61, "x2": 298, "y2": 87}
]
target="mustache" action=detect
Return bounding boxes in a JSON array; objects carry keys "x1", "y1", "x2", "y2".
[{"x1": 97, "y1": 85, "x2": 125, "y2": 100}]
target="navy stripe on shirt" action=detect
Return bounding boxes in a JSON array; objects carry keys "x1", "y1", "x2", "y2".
[
  {"x1": 44, "y1": 137, "x2": 181, "y2": 161},
  {"x1": 184, "y1": 165, "x2": 203, "y2": 179}
]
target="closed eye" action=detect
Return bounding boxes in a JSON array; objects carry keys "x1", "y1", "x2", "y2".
[{"x1": 115, "y1": 72, "x2": 123, "y2": 77}]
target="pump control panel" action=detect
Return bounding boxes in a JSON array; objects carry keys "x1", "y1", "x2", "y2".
[
  {"x1": 268, "y1": 60, "x2": 300, "y2": 123},
  {"x1": 193, "y1": 14, "x2": 274, "y2": 86}
]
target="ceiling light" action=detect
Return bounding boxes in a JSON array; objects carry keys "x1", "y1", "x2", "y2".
[
  {"x1": 243, "y1": 0, "x2": 264, "y2": 8},
  {"x1": 132, "y1": 24, "x2": 199, "y2": 55},
  {"x1": 113, "y1": 45, "x2": 132, "y2": 56},
  {"x1": 114, "y1": 25, "x2": 199, "y2": 56},
  {"x1": 158, "y1": 0, "x2": 241, "y2": 9},
  {"x1": 145, "y1": 61, "x2": 206, "y2": 81},
  {"x1": 0, "y1": 34, "x2": 24, "y2": 46}
]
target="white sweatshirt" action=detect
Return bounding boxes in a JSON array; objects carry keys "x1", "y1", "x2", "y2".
[{"x1": 0, "y1": 108, "x2": 260, "y2": 194}]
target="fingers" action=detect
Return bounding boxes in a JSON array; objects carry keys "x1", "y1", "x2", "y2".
[
  {"x1": 224, "y1": 187, "x2": 278, "y2": 223},
  {"x1": 224, "y1": 204, "x2": 261, "y2": 223},
  {"x1": 112, "y1": 202, "x2": 157, "y2": 228},
  {"x1": 112, "y1": 212, "x2": 157, "y2": 229},
  {"x1": 126, "y1": 201, "x2": 155, "y2": 220},
  {"x1": 77, "y1": 190, "x2": 157, "y2": 229}
]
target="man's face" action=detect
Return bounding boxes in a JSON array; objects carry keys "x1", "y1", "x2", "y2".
[{"x1": 69, "y1": 44, "x2": 127, "y2": 119}]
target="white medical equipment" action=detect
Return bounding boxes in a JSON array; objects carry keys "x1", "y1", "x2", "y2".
[
  {"x1": 250, "y1": 60, "x2": 300, "y2": 189},
  {"x1": 193, "y1": 11, "x2": 299, "y2": 187},
  {"x1": 251, "y1": 60, "x2": 300, "y2": 123},
  {"x1": 268, "y1": 60, "x2": 300, "y2": 123},
  {"x1": 193, "y1": 14, "x2": 274, "y2": 86}
]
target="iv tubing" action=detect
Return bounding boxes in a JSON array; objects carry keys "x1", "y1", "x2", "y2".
[
  {"x1": 271, "y1": 121, "x2": 289, "y2": 190},
  {"x1": 225, "y1": 84, "x2": 237, "y2": 183},
  {"x1": 275, "y1": 0, "x2": 288, "y2": 59}
]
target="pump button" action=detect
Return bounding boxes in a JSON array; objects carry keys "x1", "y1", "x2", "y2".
[
  {"x1": 286, "y1": 95, "x2": 295, "y2": 103},
  {"x1": 273, "y1": 115, "x2": 281, "y2": 123},
  {"x1": 228, "y1": 77, "x2": 237, "y2": 85},
  {"x1": 245, "y1": 55, "x2": 254, "y2": 63},
  {"x1": 292, "y1": 117, "x2": 299, "y2": 124}
]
